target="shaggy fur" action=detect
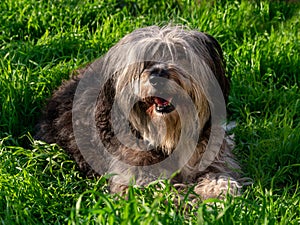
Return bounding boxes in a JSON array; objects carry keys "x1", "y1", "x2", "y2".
[{"x1": 35, "y1": 25, "x2": 243, "y2": 200}]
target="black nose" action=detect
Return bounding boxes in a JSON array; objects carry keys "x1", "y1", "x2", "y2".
[{"x1": 149, "y1": 69, "x2": 169, "y2": 87}]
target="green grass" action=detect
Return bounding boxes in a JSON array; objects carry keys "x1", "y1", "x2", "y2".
[{"x1": 0, "y1": 0, "x2": 299, "y2": 224}]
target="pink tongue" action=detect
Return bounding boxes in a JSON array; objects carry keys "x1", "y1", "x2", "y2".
[{"x1": 154, "y1": 97, "x2": 169, "y2": 106}]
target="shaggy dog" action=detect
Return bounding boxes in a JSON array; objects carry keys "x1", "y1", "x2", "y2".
[{"x1": 35, "y1": 25, "x2": 243, "y2": 200}]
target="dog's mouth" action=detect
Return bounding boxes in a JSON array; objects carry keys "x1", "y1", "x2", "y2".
[{"x1": 151, "y1": 96, "x2": 175, "y2": 113}]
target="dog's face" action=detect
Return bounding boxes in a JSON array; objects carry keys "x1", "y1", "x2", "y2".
[
  {"x1": 103, "y1": 26, "x2": 229, "y2": 157},
  {"x1": 114, "y1": 61, "x2": 210, "y2": 155}
]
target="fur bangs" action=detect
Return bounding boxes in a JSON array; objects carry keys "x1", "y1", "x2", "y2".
[{"x1": 100, "y1": 26, "x2": 226, "y2": 101}]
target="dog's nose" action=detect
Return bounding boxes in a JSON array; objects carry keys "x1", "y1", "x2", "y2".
[{"x1": 149, "y1": 69, "x2": 169, "y2": 87}]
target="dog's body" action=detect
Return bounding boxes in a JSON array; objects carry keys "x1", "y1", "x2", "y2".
[{"x1": 36, "y1": 26, "x2": 242, "y2": 200}]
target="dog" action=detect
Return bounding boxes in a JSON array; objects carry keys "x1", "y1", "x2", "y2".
[{"x1": 35, "y1": 25, "x2": 243, "y2": 200}]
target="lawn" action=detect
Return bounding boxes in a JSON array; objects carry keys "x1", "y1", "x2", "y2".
[{"x1": 0, "y1": 0, "x2": 299, "y2": 224}]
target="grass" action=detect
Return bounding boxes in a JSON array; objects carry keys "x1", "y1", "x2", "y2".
[{"x1": 0, "y1": 0, "x2": 299, "y2": 224}]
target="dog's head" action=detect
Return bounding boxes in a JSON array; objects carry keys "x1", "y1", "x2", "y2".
[{"x1": 96, "y1": 26, "x2": 229, "y2": 156}]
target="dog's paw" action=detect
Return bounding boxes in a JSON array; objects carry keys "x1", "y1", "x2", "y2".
[{"x1": 194, "y1": 174, "x2": 242, "y2": 200}]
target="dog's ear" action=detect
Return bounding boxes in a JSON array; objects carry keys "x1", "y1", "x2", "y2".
[
  {"x1": 192, "y1": 32, "x2": 230, "y2": 103},
  {"x1": 205, "y1": 33, "x2": 230, "y2": 103}
]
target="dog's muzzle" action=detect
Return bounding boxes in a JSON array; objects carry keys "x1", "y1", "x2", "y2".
[{"x1": 148, "y1": 67, "x2": 175, "y2": 114}]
